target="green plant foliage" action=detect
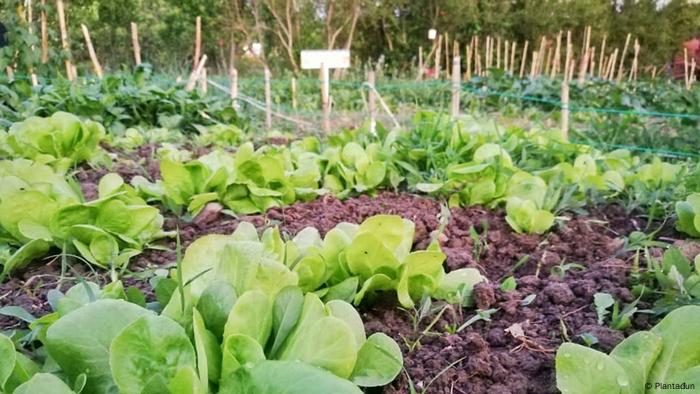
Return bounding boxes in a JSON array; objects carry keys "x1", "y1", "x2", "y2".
[
  {"x1": 555, "y1": 305, "x2": 700, "y2": 394},
  {"x1": 2, "y1": 112, "x2": 105, "y2": 170},
  {"x1": 0, "y1": 166, "x2": 169, "y2": 280},
  {"x1": 676, "y1": 193, "x2": 700, "y2": 237}
]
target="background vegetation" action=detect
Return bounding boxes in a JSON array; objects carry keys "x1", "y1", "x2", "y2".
[{"x1": 2, "y1": 0, "x2": 700, "y2": 77}]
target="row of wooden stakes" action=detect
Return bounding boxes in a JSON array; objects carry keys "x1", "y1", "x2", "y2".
[{"x1": 417, "y1": 28, "x2": 696, "y2": 90}]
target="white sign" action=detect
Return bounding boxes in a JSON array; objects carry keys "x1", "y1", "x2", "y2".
[
  {"x1": 251, "y1": 42, "x2": 262, "y2": 56},
  {"x1": 301, "y1": 49, "x2": 350, "y2": 70},
  {"x1": 428, "y1": 29, "x2": 437, "y2": 40}
]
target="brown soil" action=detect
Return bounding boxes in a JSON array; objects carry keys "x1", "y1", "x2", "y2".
[{"x1": 0, "y1": 192, "x2": 659, "y2": 394}]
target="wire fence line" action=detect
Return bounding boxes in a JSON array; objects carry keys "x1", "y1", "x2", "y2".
[{"x1": 3, "y1": 71, "x2": 699, "y2": 157}]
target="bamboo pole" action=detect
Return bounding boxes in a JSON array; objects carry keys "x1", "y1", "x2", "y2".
[
  {"x1": 616, "y1": 33, "x2": 631, "y2": 82},
  {"x1": 320, "y1": 63, "x2": 331, "y2": 133},
  {"x1": 418, "y1": 46, "x2": 423, "y2": 80},
  {"x1": 690, "y1": 59, "x2": 697, "y2": 89},
  {"x1": 434, "y1": 35, "x2": 442, "y2": 80},
  {"x1": 26, "y1": 0, "x2": 38, "y2": 85},
  {"x1": 55, "y1": 0, "x2": 73, "y2": 81},
  {"x1": 451, "y1": 55, "x2": 461, "y2": 117},
  {"x1": 504, "y1": 39, "x2": 509, "y2": 72},
  {"x1": 544, "y1": 46, "x2": 553, "y2": 76},
  {"x1": 577, "y1": 47, "x2": 590, "y2": 86},
  {"x1": 598, "y1": 34, "x2": 607, "y2": 78},
  {"x1": 264, "y1": 66, "x2": 272, "y2": 130},
  {"x1": 519, "y1": 40, "x2": 529, "y2": 79},
  {"x1": 230, "y1": 68, "x2": 238, "y2": 107},
  {"x1": 198, "y1": 68, "x2": 208, "y2": 95},
  {"x1": 290, "y1": 77, "x2": 297, "y2": 110},
  {"x1": 475, "y1": 36, "x2": 482, "y2": 76},
  {"x1": 40, "y1": 0, "x2": 48, "y2": 63},
  {"x1": 589, "y1": 46, "x2": 596, "y2": 79},
  {"x1": 131, "y1": 22, "x2": 142, "y2": 65},
  {"x1": 185, "y1": 55, "x2": 207, "y2": 91},
  {"x1": 368, "y1": 70, "x2": 376, "y2": 134},
  {"x1": 536, "y1": 36, "x2": 547, "y2": 76},
  {"x1": 496, "y1": 37, "x2": 501, "y2": 69},
  {"x1": 81, "y1": 24, "x2": 103, "y2": 78},
  {"x1": 510, "y1": 41, "x2": 516, "y2": 74},
  {"x1": 629, "y1": 39, "x2": 640, "y2": 82},
  {"x1": 529, "y1": 50, "x2": 538, "y2": 78},
  {"x1": 444, "y1": 33, "x2": 450, "y2": 79},
  {"x1": 551, "y1": 32, "x2": 561, "y2": 78},
  {"x1": 651, "y1": 66, "x2": 657, "y2": 81},
  {"x1": 193, "y1": 16, "x2": 201, "y2": 70},
  {"x1": 465, "y1": 43, "x2": 472, "y2": 80},
  {"x1": 564, "y1": 30, "x2": 572, "y2": 82},
  {"x1": 606, "y1": 49, "x2": 618, "y2": 80}
]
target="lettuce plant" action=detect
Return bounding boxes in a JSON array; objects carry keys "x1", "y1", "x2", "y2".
[
  {"x1": 505, "y1": 197, "x2": 555, "y2": 234},
  {"x1": 322, "y1": 142, "x2": 387, "y2": 196},
  {"x1": 675, "y1": 193, "x2": 700, "y2": 237},
  {"x1": 3, "y1": 112, "x2": 105, "y2": 170},
  {"x1": 556, "y1": 305, "x2": 700, "y2": 394},
  {"x1": 1, "y1": 279, "x2": 403, "y2": 394},
  {"x1": 0, "y1": 169, "x2": 169, "y2": 280}
]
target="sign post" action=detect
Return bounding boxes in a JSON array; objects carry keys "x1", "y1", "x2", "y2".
[{"x1": 301, "y1": 49, "x2": 351, "y2": 134}]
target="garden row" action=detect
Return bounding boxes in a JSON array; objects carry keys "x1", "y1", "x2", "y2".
[{"x1": 1, "y1": 100, "x2": 700, "y2": 392}]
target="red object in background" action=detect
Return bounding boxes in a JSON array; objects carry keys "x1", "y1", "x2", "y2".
[{"x1": 671, "y1": 38, "x2": 700, "y2": 79}]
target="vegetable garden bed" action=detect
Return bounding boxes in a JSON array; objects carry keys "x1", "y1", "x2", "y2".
[{"x1": 1, "y1": 184, "x2": 688, "y2": 393}]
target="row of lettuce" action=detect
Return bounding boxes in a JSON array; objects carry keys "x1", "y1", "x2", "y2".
[
  {"x1": 0, "y1": 212, "x2": 491, "y2": 393},
  {"x1": 2, "y1": 111, "x2": 700, "y2": 393},
  {"x1": 3, "y1": 111, "x2": 700, "y2": 279}
]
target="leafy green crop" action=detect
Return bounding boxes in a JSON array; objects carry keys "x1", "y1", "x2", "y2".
[
  {"x1": 556, "y1": 305, "x2": 700, "y2": 394},
  {"x1": 1, "y1": 277, "x2": 403, "y2": 393},
  {"x1": 676, "y1": 193, "x2": 700, "y2": 237},
  {"x1": 2, "y1": 112, "x2": 105, "y2": 171},
  {"x1": 0, "y1": 165, "x2": 169, "y2": 280}
]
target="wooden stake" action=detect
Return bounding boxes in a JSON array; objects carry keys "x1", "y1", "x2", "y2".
[
  {"x1": 198, "y1": 67, "x2": 208, "y2": 95},
  {"x1": 606, "y1": 49, "x2": 618, "y2": 80},
  {"x1": 40, "y1": 0, "x2": 48, "y2": 63},
  {"x1": 551, "y1": 32, "x2": 561, "y2": 78},
  {"x1": 81, "y1": 24, "x2": 103, "y2": 78},
  {"x1": 519, "y1": 40, "x2": 529, "y2": 79},
  {"x1": 444, "y1": 33, "x2": 450, "y2": 79},
  {"x1": 264, "y1": 66, "x2": 272, "y2": 129},
  {"x1": 589, "y1": 46, "x2": 596, "y2": 78},
  {"x1": 451, "y1": 55, "x2": 461, "y2": 117},
  {"x1": 434, "y1": 35, "x2": 442, "y2": 80},
  {"x1": 27, "y1": 0, "x2": 38, "y2": 85},
  {"x1": 536, "y1": 36, "x2": 547, "y2": 76},
  {"x1": 475, "y1": 36, "x2": 482, "y2": 76},
  {"x1": 564, "y1": 30, "x2": 572, "y2": 82},
  {"x1": 193, "y1": 16, "x2": 201, "y2": 70},
  {"x1": 496, "y1": 37, "x2": 501, "y2": 69},
  {"x1": 684, "y1": 48, "x2": 689, "y2": 89},
  {"x1": 55, "y1": 0, "x2": 73, "y2": 81},
  {"x1": 598, "y1": 34, "x2": 607, "y2": 78},
  {"x1": 290, "y1": 77, "x2": 297, "y2": 110},
  {"x1": 530, "y1": 50, "x2": 538, "y2": 78},
  {"x1": 629, "y1": 39, "x2": 640, "y2": 82},
  {"x1": 544, "y1": 46, "x2": 553, "y2": 76},
  {"x1": 185, "y1": 54, "x2": 207, "y2": 91},
  {"x1": 577, "y1": 47, "x2": 590, "y2": 86},
  {"x1": 368, "y1": 70, "x2": 376, "y2": 134},
  {"x1": 651, "y1": 66, "x2": 657, "y2": 81},
  {"x1": 510, "y1": 41, "x2": 516, "y2": 74},
  {"x1": 561, "y1": 79, "x2": 569, "y2": 141},
  {"x1": 504, "y1": 40, "x2": 509, "y2": 72},
  {"x1": 230, "y1": 67, "x2": 238, "y2": 107},
  {"x1": 465, "y1": 44, "x2": 472, "y2": 80},
  {"x1": 320, "y1": 63, "x2": 330, "y2": 133},
  {"x1": 418, "y1": 46, "x2": 424, "y2": 80},
  {"x1": 616, "y1": 33, "x2": 631, "y2": 82},
  {"x1": 131, "y1": 22, "x2": 142, "y2": 65}
]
